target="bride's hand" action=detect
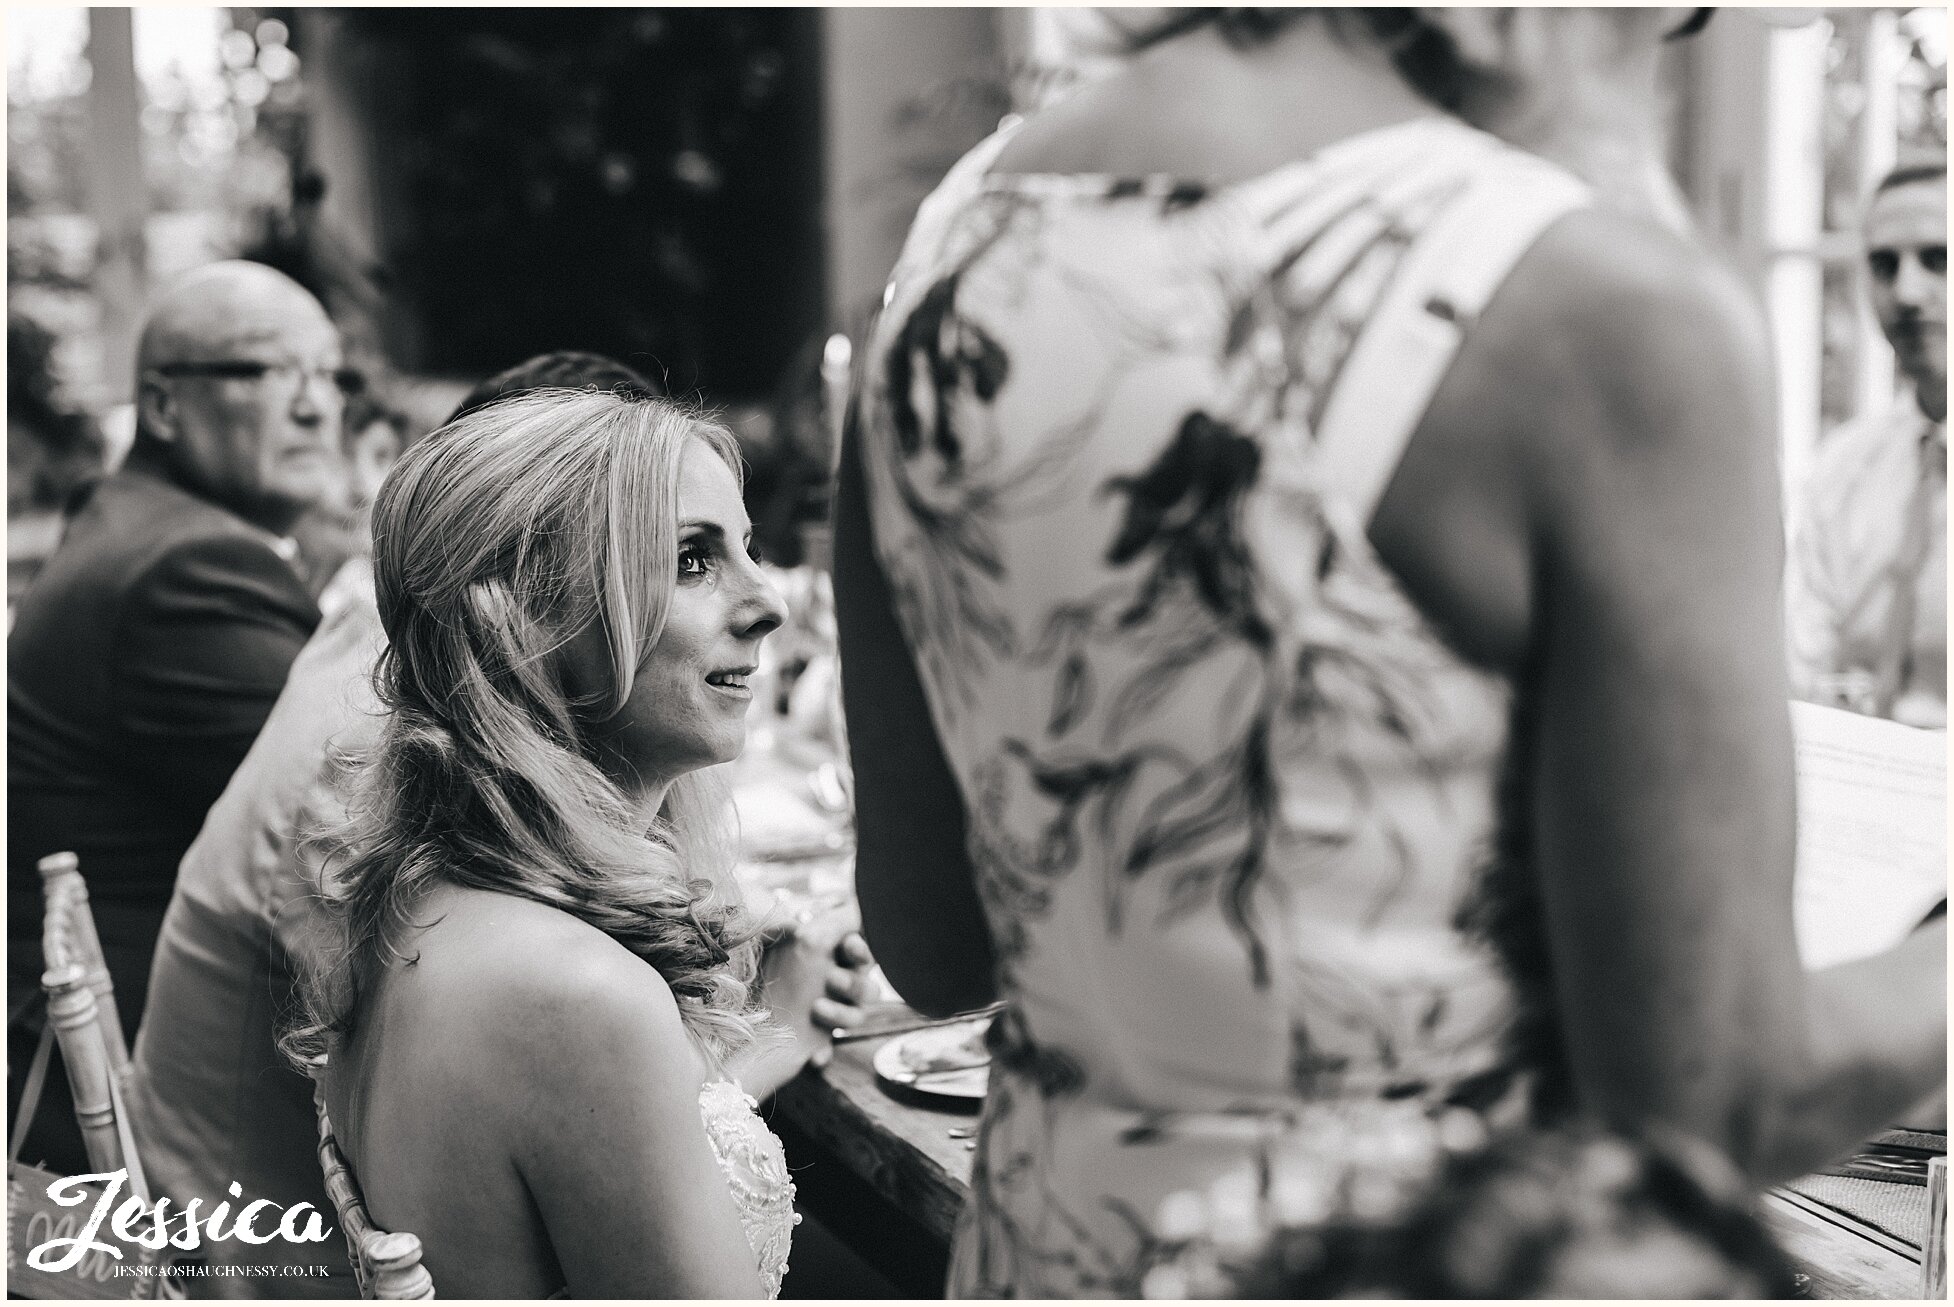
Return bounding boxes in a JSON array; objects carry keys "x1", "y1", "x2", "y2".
[{"x1": 759, "y1": 902, "x2": 877, "y2": 1070}]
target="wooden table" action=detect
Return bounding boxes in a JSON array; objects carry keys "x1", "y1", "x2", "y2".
[
  {"x1": 1765, "y1": 1187, "x2": 1925, "y2": 1299},
  {"x1": 775, "y1": 1047, "x2": 1932, "y2": 1298},
  {"x1": 773, "y1": 1032, "x2": 975, "y2": 1245}
]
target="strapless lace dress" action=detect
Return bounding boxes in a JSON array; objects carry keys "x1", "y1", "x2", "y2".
[{"x1": 697, "y1": 1080, "x2": 800, "y2": 1297}]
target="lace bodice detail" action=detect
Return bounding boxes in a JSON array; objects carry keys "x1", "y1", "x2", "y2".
[{"x1": 697, "y1": 1080, "x2": 799, "y2": 1297}]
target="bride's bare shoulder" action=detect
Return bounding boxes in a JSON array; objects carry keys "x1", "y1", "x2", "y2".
[{"x1": 410, "y1": 888, "x2": 690, "y2": 1061}]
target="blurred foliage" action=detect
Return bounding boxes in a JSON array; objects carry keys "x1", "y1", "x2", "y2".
[
  {"x1": 6, "y1": 9, "x2": 303, "y2": 226},
  {"x1": 1823, "y1": 8, "x2": 1947, "y2": 233},
  {"x1": 146, "y1": 8, "x2": 307, "y2": 218},
  {"x1": 1894, "y1": 6, "x2": 1949, "y2": 152},
  {"x1": 8, "y1": 4, "x2": 310, "y2": 494},
  {"x1": 7, "y1": 95, "x2": 90, "y2": 216},
  {"x1": 336, "y1": 9, "x2": 822, "y2": 398}
]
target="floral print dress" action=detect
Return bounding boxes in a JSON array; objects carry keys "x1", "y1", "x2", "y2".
[{"x1": 855, "y1": 114, "x2": 1594, "y2": 1298}]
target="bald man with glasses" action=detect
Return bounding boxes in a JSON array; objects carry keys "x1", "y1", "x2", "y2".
[{"x1": 9, "y1": 262, "x2": 345, "y2": 1171}]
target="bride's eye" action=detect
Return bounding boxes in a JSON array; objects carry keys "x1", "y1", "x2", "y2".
[{"x1": 678, "y1": 542, "x2": 711, "y2": 579}]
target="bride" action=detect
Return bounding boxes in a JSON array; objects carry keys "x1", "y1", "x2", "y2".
[{"x1": 290, "y1": 388, "x2": 866, "y2": 1297}]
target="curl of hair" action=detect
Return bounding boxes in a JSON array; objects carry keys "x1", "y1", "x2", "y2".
[
  {"x1": 1875, "y1": 158, "x2": 1947, "y2": 196},
  {"x1": 285, "y1": 389, "x2": 773, "y2": 1072},
  {"x1": 1127, "y1": 9, "x2": 1494, "y2": 115}
]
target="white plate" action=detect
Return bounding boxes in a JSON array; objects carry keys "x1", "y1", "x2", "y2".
[{"x1": 873, "y1": 1018, "x2": 993, "y2": 1101}]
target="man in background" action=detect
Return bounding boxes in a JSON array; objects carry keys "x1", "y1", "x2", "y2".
[
  {"x1": 9, "y1": 262, "x2": 345, "y2": 1170},
  {"x1": 125, "y1": 352, "x2": 657, "y2": 1297},
  {"x1": 1788, "y1": 159, "x2": 1947, "y2": 728},
  {"x1": 287, "y1": 392, "x2": 410, "y2": 612}
]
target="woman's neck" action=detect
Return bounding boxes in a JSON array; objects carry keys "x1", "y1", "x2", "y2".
[
  {"x1": 623, "y1": 776, "x2": 672, "y2": 828},
  {"x1": 992, "y1": 19, "x2": 1439, "y2": 185},
  {"x1": 1462, "y1": 23, "x2": 1689, "y2": 230},
  {"x1": 581, "y1": 735, "x2": 675, "y2": 825}
]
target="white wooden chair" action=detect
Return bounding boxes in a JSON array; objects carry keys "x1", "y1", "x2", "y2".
[
  {"x1": 7, "y1": 853, "x2": 174, "y2": 1299},
  {"x1": 38, "y1": 850, "x2": 132, "y2": 1078},
  {"x1": 39, "y1": 963, "x2": 148, "y2": 1187},
  {"x1": 36, "y1": 852, "x2": 145, "y2": 1186},
  {"x1": 308, "y1": 1056, "x2": 436, "y2": 1299}
]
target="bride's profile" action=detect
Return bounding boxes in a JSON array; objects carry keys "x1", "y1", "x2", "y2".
[{"x1": 290, "y1": 388, "x2": 859, "y2": 1297}]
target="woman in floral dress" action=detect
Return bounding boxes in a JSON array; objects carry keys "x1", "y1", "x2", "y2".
[{"x1": 835, "y1": 9, "x2": 1946, "y2": 1297}]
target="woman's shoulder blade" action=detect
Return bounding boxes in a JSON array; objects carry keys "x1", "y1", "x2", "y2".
[{"x1": 409, "y1": 890, "x2": 687, "y2": 1056}]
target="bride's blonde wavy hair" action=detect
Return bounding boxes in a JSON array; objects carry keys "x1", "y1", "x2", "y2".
[{"x1": 287, "y1": 388, "x2": 770, "y2": 1068}]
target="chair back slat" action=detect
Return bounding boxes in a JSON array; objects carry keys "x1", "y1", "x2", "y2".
[
  {"x1": 43, "y1": 964, "x2": 131, "y2": 1182},
  {"x1": 309, "y1": 1058, "x2": 435, "y2": 1300},
  {"x1": 38, "y1": 852, "x2": 132, "y2": 1075}
]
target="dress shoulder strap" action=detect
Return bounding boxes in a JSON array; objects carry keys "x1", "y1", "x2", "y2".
[
  {"x1": 1313, "y1": 149, "x2": 1592, "y2": 523},
  {"x1": 913, "y1": 116, "x2": 1024, "y2": 226},
  {"x1": 875, "y1": 116, "x2": 1025, "y2": 313}
]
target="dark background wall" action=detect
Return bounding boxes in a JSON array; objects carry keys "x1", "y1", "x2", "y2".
[{"x1": 321, "y1": 8, "x2": 825, "y2": 400}]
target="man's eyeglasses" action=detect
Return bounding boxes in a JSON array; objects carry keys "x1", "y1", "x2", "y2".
[
  {"x1": 153, "y1": 359, "x2": 366, "y2": 399},
  {"x1": 1868, "y1": 246, "x2": 1948, "y2": 283}
]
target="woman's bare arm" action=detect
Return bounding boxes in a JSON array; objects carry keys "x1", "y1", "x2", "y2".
[
  {"x1": 1479, "y1": 208, "x2": 1945, "y2": 1181},
  {"x1": 492, "y1": 943, "x2": 768, "y2": 1298},
  {"x1": 832, "y1": 413, "x2": 998, "y2": 1017}
]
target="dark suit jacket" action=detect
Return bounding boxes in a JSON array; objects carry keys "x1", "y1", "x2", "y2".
[{"x1": 9, "y1": 439, "x2": 320, "y2": 1033}]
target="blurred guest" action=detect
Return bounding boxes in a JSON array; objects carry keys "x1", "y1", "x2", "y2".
[
  {"x1": 8, "y1": 310, "x2": 104, "y2": 520},
  {"x1": 1788, "y1": 159, "x2": 1947, "y2": 728},
  {"x1": 751, "y1": 334, "x2": 845, "y2": 571},
  {"x1": 7, "y1": 312, "x2": 104, "y2": 613},
  {"x1": 836, "y1": 8, "x2": 1945, "y2": 1297},
  {"x1": 344, "y1": 397, "x2": 408, "y2": 512},
  {"x1": 8, "y1": 262, "x2": 343, "y2": 1170},
  {"x1": 314, "y1": 397, "x2": 410, "y2": 619},
  {"x1": 291, "y1": 389, "x2": 872, "y2": 1297},
  {"x1": 125, "y1": 353, "x2": 657, "y2": 1298},
  {"x1": 448, "y1": 347, "x2": 662, "y2": 420},
  {"x1": 288, "y1": 393, "x2": 410, "y2": 610}
]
